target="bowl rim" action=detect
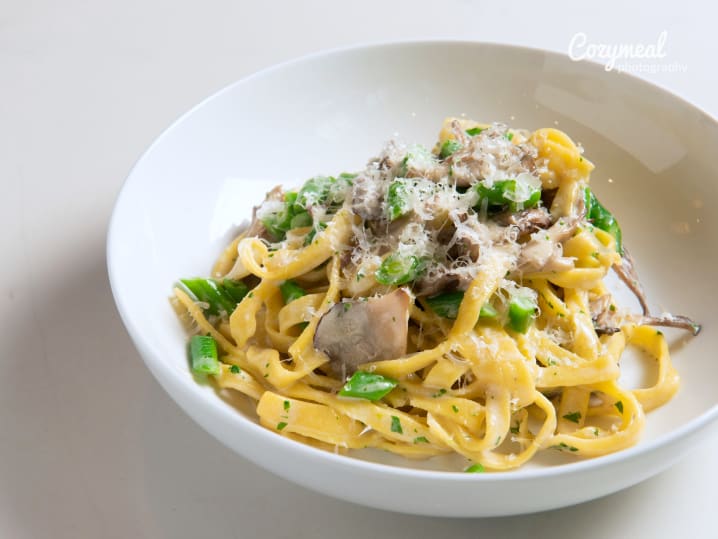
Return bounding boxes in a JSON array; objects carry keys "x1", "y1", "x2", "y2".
[{"x1": 107, "y1": 38, "x2": 718, "y2": 483}]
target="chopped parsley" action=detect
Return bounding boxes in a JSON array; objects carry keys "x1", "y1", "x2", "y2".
[
  {"x1": 390, "y1": 415, "x2": 403, "y2": 434},
  {"x1": 439, "y1": 139, "x2": 462, "y2": 159},
  {"x1": 615, "y1": 401, "x2": 624, "y2": 414},
  {"x1": 276, "y1": 422, "x2": 288, "y2": 431},
  {"x1": 562, "y1": 411, "x2": 581, "y2": 424},
  {"x1": 413, "y1": 436, "x2": 429, "y2": 444},
  {"x1": 280, "y1": 280, "x2": 306, "y2": 304},
  {"x1": 229, "y1": 365, "x2": 241, "y2": 374},
  {"x1": 552, "y1": 442, "x2": 579, "y2": 452},
  {"x1": 283, "y1": 400, "x2": 291, "y2": 411},
  {"x1": 432, "y1": 388, "x2": 447, "y2": 398},
  {"x1": 451, "y1": 405, "x2": 459, "y2": 413},
  {"x1": 465, "y1": 463, "x2": 485, "y2": 473}
]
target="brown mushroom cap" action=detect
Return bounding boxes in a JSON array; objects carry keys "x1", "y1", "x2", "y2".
[{"x1": 313, "y1": 289, "x2": 411, "y2": 379}]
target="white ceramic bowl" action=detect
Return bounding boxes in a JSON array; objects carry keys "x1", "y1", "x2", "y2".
[{"x1": 108, "y1": 41, "x2": 718, "y2": 517}]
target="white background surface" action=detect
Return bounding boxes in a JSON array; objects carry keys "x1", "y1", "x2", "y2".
[{"x1": 2, "y1": 1, "x2": 716, "y2": 537}]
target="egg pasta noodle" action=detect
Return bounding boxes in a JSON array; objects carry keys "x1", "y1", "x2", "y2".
[{"x1": 173, "y1": 118, "x2": 698, "y2": 471}]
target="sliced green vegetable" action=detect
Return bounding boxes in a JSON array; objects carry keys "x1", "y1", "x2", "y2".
[
  {"x1": 180, "y1": 278, "x2": 238, "y2": 316},
  {"x1": 260, "y1": 192, "x2": 299, "y2": 240},
  {"x1": 375, "y1": 253, "x2": 426, "y2": 285},
  {"x1": 475, "y1": 177, "x2": 541, "y2": 212},
  {"x1": 221, "y1": 279, "x2": 249, "y2": 304},
  {"x1": 294, "y1": 176, "x2": 335, "y2": 211},
  {"x1": 464, "y1": 463, "x2": 485, "y2": 473},
  {"x1": 465, "y1": 127, "x2": 484, "y2": 136},
  {"x1": 479, "y1": 303, "x2": 499, "y2": 319},
  {"x1": 291, "y1": 173, "x2": 354, "y2": 212},
  {"x1": 280, "y1": 280, "x2": 306, "y2": 304},
  {"x1": 386, "y1": 180, "x2": 411, "y2": 221},
  {"x1": 426, "y1": 291, "x2": 498, "y2": 321},
  {"x1": 304, "y1": 221, "x2": 327, "y2": 246},
  {"x1": 329, "y1": 172, "x2": 356, "y2": 203},
  {"x1": 261, "y1": 175, "x2": 352, "y2": 241},
  {"x1": 426, "y1": 291, "x2": 464, "y2": 319},
  {"x1": 507, "y1": 294, "x2": 537, "y2": 333},
  {"x1": 439, "y1": 139, "x2": 462, "y2": 159},
  {"x1": 390, "y1": 415, "x2": 403, "y2": 434},
  {"x1": 584, "y1": 188, "x2": 623, "y2": 254},
  {"x1": 290, "y1": 211, "x2": 312, "y2": 229},
  {"x1": 284, "y1": 191, "x2": 298, "y2": 206},
  {"x1": 190, "y1": 335, "x2": 220, "y2": 375},
  {"x1": 476, "y1": 181, "x2": 510, "y2": 206},
  {"x1": 339, "y1": 371, "x2": 398, "y2": 401},
  {"x1": 505, "y1": 132, "x2": 514, "y2": 141},
  {"x1": 399, "y1": 144, "x2": 436, "y2": 177}
]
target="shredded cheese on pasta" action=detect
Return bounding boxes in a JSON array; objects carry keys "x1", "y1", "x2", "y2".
[{"x1": 173, "y1": 118, "x2": 696, "y2": 471}]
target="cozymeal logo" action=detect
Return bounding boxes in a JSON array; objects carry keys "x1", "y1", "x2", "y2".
[{"x1": 567, "y1": 31, "x2": 688, "y2": 74}]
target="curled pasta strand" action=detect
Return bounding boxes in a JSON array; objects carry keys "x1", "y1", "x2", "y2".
[{"x1": 173, "y1": 120, "x2": 694, "y2": 471}]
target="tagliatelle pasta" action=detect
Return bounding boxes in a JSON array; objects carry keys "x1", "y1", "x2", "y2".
[{"x1": 172, "y1": 118, "x2": 699, "y2": 471}]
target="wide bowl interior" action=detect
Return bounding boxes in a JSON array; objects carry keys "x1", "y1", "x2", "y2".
[{"x1": 108, "y1": 41, "x2": 718, "y2": 517}]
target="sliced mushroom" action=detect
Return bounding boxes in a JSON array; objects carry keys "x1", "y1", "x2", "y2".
[
  {"x1": 612, "y1": 247, "x2": 650, "y2": 315},
  {"x1": 351, "y1": 174, "x2": 382, "y2": 221},
  {"x1": 590, "y1": 293, "x2": 621, "y2": 335},
  {"x1": 636, "y1": 314, "x2": 702, "y2": 336},
  {"x1": 245, "y1": 185, "x2": 284, "y2": 239},
  {"x1": 313, "y1": 289, "x2": 411, "y2": 379},
  {"x1": 443, "y1": 121, "x2": 538, "y2": 187},
  {"x1": 609, "y1": 247, "x2": 700, "y2": 335},
  {"x1": 495, "y1": 207, "x2": 552, "y2": 240},
  {"x1": 521, "y1": 153, "x2": 536, "y2": 173},
  {"x1": 414, "y1": 271, "x2": 459, "y2": 298},
  {"x1": 515, "y1": 216, "x2": 580, "y2": 273},
  {"x1": 590, "y1": 276, "x2": 701, "y2": 336},
  {"x1": 372, "y1": 139, "x2": 405, "y2": 174}
]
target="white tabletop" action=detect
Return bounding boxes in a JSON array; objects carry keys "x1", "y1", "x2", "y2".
[{"x1": 2, "y1": 1, "x2": 716, "y2": 537}]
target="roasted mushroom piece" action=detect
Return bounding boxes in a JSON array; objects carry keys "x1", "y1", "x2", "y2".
[
  {"x1": 313, "y1": 289, "x2": 411, "y2": 379},
  {"x1": 495, "y1": 206, "x2": 552, "y2": 240}
]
